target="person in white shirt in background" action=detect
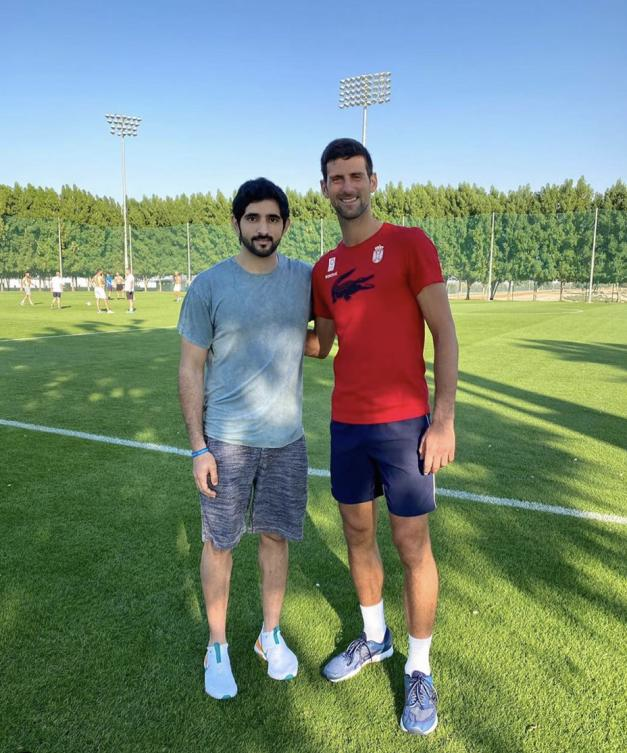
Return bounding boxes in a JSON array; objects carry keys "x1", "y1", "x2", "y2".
[
  {"x1": 124, "y1": 268, "x2": 135, "y2": 313},
  {"x1": 50, "y1": 272, "x2": 63, "y2": 310}
]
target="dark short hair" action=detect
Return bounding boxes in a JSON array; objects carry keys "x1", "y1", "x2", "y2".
[
  {"x1": 232, "y1": 178, "x2": 290, "y2": 223},
  {"x1": 320, "y1": 138, "x2": 373, "y2": 180}
]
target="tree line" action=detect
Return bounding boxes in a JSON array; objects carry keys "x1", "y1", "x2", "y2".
[{"x1": 1, "y1": 178, "x2": 625, "y2": 296}]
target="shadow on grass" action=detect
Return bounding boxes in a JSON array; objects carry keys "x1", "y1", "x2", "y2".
[
  {"x1": 514, "y1": 339, "x2": 627, "y2": 373},
  {"x1": 2, "y1": 315, "x2": 626, "y2": 751},
  {"x1": 456, "y1": 366, "x2": 626, "y2": 454},
  {"x1": 2, "y1": 427, "x2": 625, "y2": 753}
]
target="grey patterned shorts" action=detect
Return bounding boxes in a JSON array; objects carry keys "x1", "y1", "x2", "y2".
[{"x1": 200, "y1": 435, "x2": 308, "y2": 550}]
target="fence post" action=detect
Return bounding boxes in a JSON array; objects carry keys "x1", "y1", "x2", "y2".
[
  {"x1": 587, "y1": 207, "x2": 599, "y2": 304},
  {"x1": 487, "y1": 211, "x2": 495, "y2": 300},
  {"x1": 57, "y1": 217, "x2": 63, "y2": 278},
  {"x1": 320, "y1": 218, "x2": 324, "y2": 257},
  {"x1": 187, "y1": 221, "x2": 192, "y2": 284}
]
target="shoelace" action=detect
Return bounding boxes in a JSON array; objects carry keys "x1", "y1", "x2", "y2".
[
  {"x1": 406, "y1": 674, "x2": 438, "y2": 710},
  {"x1": 343, "y1": 637, "x2": 373, "y2": 665}
]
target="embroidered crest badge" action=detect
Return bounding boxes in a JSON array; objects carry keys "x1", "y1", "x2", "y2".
[
  {"x1": 372, "y1": 245, "x2": 384, "y2": 263},
  {"x1": 327, "y1": 257, "x2": 336, "y2": 272}
]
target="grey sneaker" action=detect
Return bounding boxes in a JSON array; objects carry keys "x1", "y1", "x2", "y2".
[
  {"x1": 322, "y1": 628, "x2": 393, "y2": 682},
  {"x1": 400, "y1": 671, "x2": 438, "y2": 735}
]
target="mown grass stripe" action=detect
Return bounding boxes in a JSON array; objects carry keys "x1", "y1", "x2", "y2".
[{"x1": 2, "y1": 417, "x2": 625, "y2": 526}]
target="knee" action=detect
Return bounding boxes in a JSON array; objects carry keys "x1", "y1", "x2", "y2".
[
  {"x1": 343, "y1": 519, "x2": 375, "y2": 548},
  {"x1": 393, "y1": 530, "x2": 433, "y2": 569},
  {"x1": 260, "y1": 532, "x2": 287, "y2": 546},
  {"x1": 204, "y1": 540, "x2": 232, "y2": 558}
]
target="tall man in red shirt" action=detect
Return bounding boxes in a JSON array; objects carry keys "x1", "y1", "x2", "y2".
[{"x1": 310, "y1": 138, "x2": 458, "y2": 736}]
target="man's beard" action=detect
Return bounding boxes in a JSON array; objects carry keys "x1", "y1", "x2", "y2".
[
  {"x1": 239, "y1": 232, "x2": 281, "y2": 258},
  {"x1": 332, "y1": 195, "x2": 369, "y2": 221}
]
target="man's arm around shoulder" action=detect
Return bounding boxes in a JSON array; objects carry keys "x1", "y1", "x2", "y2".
[{"x1": 305, "y1": 317, "x2": 336, "y2": 359}]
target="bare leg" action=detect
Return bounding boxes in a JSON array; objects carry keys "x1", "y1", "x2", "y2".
[
  {"x1": 200, "y1": 540, "x2": 233, "y2": 644},
  {"x1": 339, "y1": 501, "x2": 384, "y2": 607},
  {"x1": 258, "y1": 533, "x2": 289, "y2": 630},
  {"x1": 389, "y1": 513, "x2": 438, "y2": 637}
]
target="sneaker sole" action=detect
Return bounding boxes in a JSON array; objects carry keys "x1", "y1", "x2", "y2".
[
  {"x1": 254, "y1": 642, "x2": 298, "y2": 681},
  {"x1": 399, "y1": 715, "x2": 438, "y2": 736},
  {"x1": 325, "y1": 646, "x2": 394, "y2": 683},
  {"x1": 205, "y1": 688, "x2": 237, "y2": 700}
]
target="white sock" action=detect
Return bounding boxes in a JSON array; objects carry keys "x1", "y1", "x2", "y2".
[
  {"x1": 360, "y1": 601, "x2": 386, "y2": 643},
  {"x1": 405, "y1": 634, "x2": 432, "y2": 676},
  {"x1": 261, "y1": 626, "x2": 279, "y2": 650}
]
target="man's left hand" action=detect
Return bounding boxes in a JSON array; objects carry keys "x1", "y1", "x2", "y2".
[{"x1": 419, "y1": 420, "x2": 456, "y2": 475}]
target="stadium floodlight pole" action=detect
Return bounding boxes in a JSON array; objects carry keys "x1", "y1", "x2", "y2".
[
  {"x1": 187, "y1": 195, "x2": 192, "y2": 285},
  {"x1": 339, "y1": 72, "x2": 391, "y2": 146},
  {"x1": 105, "y1": 113, "x2": 142, "y2": 271},
  {"x1": 129, "y1": 224, "x2": 134, "y2": 274}
]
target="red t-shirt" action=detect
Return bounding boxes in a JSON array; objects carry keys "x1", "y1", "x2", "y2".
[{"x1": 312, "y1": 222, "x2": 444, "y2": 424}]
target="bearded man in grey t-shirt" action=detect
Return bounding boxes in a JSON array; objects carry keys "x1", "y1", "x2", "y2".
[{"x1": 178, "y1": 178, "x2": 315, "y2": 700}]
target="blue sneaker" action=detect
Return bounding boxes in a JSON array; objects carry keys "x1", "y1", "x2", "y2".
[
  {"x1": 204, "y1": 643, "x2": 238, "y2": 700},
  {"x1": 400, "y1": 671, "x2": 438, "y2": 735},
  {"x1": 322, "y1": 628, "x2": 393, "y2": 682}
]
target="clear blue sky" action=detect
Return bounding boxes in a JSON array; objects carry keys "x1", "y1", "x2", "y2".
[{"x1": 3, "y1": 0, "x2": 626, "y2": 200}]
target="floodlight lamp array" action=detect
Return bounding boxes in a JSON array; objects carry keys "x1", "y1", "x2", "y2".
[
  {"x1": 105, "y1": 114, "x2": 142, "y2": 137},
  {"x1": 339, "y1": 72, "x2": 391, "y2": 108}
]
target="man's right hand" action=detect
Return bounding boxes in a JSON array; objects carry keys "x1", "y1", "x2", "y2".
[{"x1": 193, "y1": 451, "x2": 219, "y2": 498}]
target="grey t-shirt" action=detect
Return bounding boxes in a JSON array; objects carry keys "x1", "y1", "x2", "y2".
[{"x1": 177, "y1": 255, "x2": 311, "y2": 448}]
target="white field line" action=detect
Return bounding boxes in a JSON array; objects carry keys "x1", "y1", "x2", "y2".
[
  {"x1": 0, "y1": 326, "x2": 176, "y2": 343},
  {"x1": 2, "y1": 418, "x2": 625, "y2": 526}
]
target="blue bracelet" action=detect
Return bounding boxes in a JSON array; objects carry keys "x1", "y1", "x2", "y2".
[{"x1": 191, "y1": 447, "x2": 209, "y2": 458}]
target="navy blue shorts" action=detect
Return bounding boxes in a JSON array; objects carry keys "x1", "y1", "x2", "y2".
[{"x1": 330, "y1": 416, "x2": 436, "y2": 517}]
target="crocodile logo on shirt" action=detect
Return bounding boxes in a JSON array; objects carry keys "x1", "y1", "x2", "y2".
[{"x1": 331, "y1": 268, "x2": 375, "y2": 302}]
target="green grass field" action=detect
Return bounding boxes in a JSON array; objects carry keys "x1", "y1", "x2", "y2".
[{"x1": 1, "y1": 290, "x2": 626, "y2": 753}]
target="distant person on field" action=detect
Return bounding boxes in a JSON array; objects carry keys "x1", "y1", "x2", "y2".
[
  {"x1": 124, "y1": 268, "x2": 135, "y2": 313},
  {"x1": 178, "y1": 178, "x2": 314, "y2": 700},
  {"x1": 105, "y1": 273, "x2": 114, "y2": 298},
  {"x1": 20, "y1": 272, "x2": 34, "y2": 306},
  {"x1": 114, "y1": 272, "x2": 124, "y2": 299},
  {"x1": 173, "y1": 271, "x2": 183, "y2": 302},
  {"x1": 93, "y1": 270, "x2": 113, "y2": 313},
  {"x1": 50, "y1": 271, "x2": 63, "y2": 309},
  {"x1": 309, "y1": 138, "x2": 458, "y2": 736}
]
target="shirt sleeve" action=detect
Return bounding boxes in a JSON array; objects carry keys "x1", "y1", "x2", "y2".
[
  {"x1": 312, "y1": 260, "x2": 333, "y2": 319},
  {"x1": 406, "y1": 228, "x2": 445, "y2": 295},
  {"x1": 177, "y1": 284, "x2": 213, "y2": 349}
]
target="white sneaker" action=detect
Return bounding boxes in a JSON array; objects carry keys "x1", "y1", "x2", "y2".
[
  {"x1": 204, "y1": 643, "x2": 237, "y2": 700},
  {"x1": 254, "y1": 626, "x2": 298, "y2": 680}
]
